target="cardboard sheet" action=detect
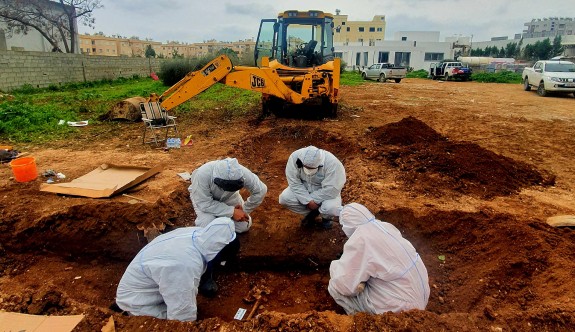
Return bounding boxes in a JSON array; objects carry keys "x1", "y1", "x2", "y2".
[
  {"x1": 40, "y1": 163, "x2": 162, "y2": 198},
  {"x1": 0, "y1": 312, "x2": 84, "y2": 332}
]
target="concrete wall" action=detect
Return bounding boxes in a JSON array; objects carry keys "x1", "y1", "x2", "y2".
[{"x1": 0, "y1": 51, "x2": 165, "y2": 92}]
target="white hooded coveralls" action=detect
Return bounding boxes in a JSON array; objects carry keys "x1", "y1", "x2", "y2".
[
  {"x1": 116, "y1": 218, "x2": 236, "y2": 321},
  {"x1": 329, "y1": 203, "x2": 430, "y2": 314},
  {"x1": 279, "y1": 146, "x2": 346, "y2": 219},
  {"x1": 189, "y1": 158, "x2": 267, "y2": 233}
]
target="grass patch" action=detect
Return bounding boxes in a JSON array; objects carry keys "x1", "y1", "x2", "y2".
[
  {"x1": 406, "y1": 69, "x2": 429, "y2": 79},
  {"x1": 340, "y1": 71, "x2": 366, "y2": 86},
  {"x1": 1, "y1": 77, "x2": 166, "y2": 143},
  {"x1": 471, "y1": 71, "x2": 522, "y2": 84},
  {"x1": 183, "y1": 83, "x2": 261, "y2": 118}
]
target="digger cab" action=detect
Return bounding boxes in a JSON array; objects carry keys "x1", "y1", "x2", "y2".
[{"x1": 255, "y1": 10, "x2": 335, "y2": 68}]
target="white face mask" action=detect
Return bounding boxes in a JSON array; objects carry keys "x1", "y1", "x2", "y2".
[{"x1": 303, "y1": 167, "x2": 318, "y2": 176}]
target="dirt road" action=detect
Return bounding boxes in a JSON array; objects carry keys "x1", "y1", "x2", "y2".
[{"x1": 1, "y1": 79, "x2": 574, "y2": 331}]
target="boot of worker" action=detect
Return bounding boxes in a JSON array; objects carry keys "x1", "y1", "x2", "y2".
[
  {"x1": 321, "y1": 218, "x2": 333, "y2": 230},
  {"x1": 301, "y1": 209, "x2": 320, "y2": 227},
  {"x1": 199, "y1": 262, "x2": 218, "y2": 298}
]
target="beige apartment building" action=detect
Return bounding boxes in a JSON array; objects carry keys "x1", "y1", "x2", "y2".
[
  {"x1": 79, "y1": 34, "x2": 255, "y2": 58},
  {"x1": 333, "y1": 10, "x2": 386, "y2": 46}
]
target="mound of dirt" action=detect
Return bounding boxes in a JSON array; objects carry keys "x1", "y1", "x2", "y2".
[
  {"x1": 370, "y1": 117, "x2": 555, "y2": 198},
  {"x1": 100, "y1": 97, "x2": 146, "y2": 121}
]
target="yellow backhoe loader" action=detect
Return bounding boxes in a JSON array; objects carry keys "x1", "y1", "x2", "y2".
[{"x1": 149, "y1": 10, "x2": 340, "y2": 118}]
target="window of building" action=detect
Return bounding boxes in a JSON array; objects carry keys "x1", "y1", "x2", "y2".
[
  {"x1": 394, "y1": 52, "x2": 411, "y2": 67},
  {"x1": 341, "y1": 22, "x2": 345, "y2": 25},
  {"x1": 92, "y1": 48, "x2": 96, "y2": 52},
  {"x1": 369, "y1": 27, "x2": 375, "y2": 32},
  {"x1": 363, "y1": 52, "x2": 368, "y2": 66},
  {"x1": 378, "y1": 52, "x2": 389, "y2": 63},
  {"x1": 401, "y1": 37, "x2": 407, "y2": 41},
  {"x1": 91, "y1": 40, "x2": 95, "y2": 45},
  {"x1": 359, "y1": 27, "x2": 364, "y2": 32},
  {"x1": 377, "y1": 27, "x2": 383, "y2": 32},
  {"x1": 424, "y1": 52, "x2": 444, "y2": 61},
  {"x1": 334, "y1": 52, "x2": 343, "y2": 58},
  {"x1": 355, "y1": 52, "x2": 361, "y2": 66},
  {"x1": 346, "y1": 27, "x2": 350, "y2": 32},
  {"x1": 358, "y1": 38, "x2": 363, "y2": 44}
]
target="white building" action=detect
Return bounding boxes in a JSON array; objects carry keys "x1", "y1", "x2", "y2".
[
  {"x1": 335, "y1": 31, "x2": 469, "y2": 71},
  {"x1": 0, "y1": 0, "x2": 79, "y2": 53}
]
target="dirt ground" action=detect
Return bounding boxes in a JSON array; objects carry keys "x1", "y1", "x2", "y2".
[{"x1": 1, "y1": 79, "x2": 575, "y2": 331}]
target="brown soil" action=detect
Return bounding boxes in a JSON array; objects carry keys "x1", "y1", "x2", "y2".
[{"x1": 1, "y1": 79, "x2": 575, "y2": 331}]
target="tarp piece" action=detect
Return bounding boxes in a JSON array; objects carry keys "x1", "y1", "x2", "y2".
[
  {"x1": 40, "y1": 163, "x2": 163, "y2": 198},
  {"x1": 0, "y1": 312, "x2": 84, "y2": 332}
]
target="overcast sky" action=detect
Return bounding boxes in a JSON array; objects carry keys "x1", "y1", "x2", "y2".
[{"x1": 78, "y1": 1, "x2": 575, "y2": 43}]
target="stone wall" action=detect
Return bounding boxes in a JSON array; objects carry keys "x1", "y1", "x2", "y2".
[{"x1": 0, "y1": 51, "x2": 165, "y2": 91}]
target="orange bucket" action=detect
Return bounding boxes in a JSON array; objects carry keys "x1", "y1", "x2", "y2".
[{"x1": 9, "y1": 157, "x2": 38, "y2": 182}]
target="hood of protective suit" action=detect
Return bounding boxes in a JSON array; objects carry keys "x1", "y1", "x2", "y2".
[
  {"x1": 299, "y1": 146, "x2": 325, "y2": 169},
  {"x1": 213, "y1": 158, "x2": 244, "y2": 180},
  {"x1": 339, "y1": 203, "x2": 375, "y2": 237},
  {"x1": 193, "y1": 217, "x2": 236, "y2": 262}
]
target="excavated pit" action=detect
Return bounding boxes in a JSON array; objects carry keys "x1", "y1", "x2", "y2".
[{"x1": 1, "y1": 119, "x2": 574, "y2": 331}]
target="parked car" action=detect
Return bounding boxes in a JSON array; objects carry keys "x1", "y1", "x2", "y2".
[
  {"x1": 429, "y1": 61, "x2": 472, "y2": 81},
  {"x1": 361, "y1": 63, "x2": 407, "y2": 83},
  {"x1": 522, "y1": 60, "x2": 575, "y2": 97}
]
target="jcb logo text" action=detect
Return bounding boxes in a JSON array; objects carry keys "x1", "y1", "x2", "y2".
[{"x1": 250, "y1": 75, "x2": 265, "y2": 88}]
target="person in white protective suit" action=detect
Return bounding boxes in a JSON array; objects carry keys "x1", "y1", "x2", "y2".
[
  {"x1": 329, "y1": 203, "x2": 430, "y2": 314},
  {"x1": 279, "y1": 146, "x2": 346, "y2": 229},
  {"x1": 115, "y1": 218, "x2": 236, "y2": 321},
  {"x1": 189, "y1": 157, "x2": 267, "y2": 234}
]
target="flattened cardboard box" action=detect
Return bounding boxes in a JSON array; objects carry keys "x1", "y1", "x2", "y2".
[
  {"x1": 0, "y1": 312, "x2": 84, "y2": 332},
  {"x1": 40, "y1": 163, "x2": 162, "y2": 198}
]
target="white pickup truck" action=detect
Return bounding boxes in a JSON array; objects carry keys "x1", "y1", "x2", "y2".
[
  {"x1": 361, "y1": 63, "x2": 407, "y2": 83},
  {"x1": 522, "y1": 60, "x2": 575, "y2": 97}
]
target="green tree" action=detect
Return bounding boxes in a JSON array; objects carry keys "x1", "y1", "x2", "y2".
[
  {"x1": 552, "y1": 35, "x2": 564, "y2": 57},
  {"x1": 0, "y1": 0, "x2": 102, "y2": 53},
  {"x1": 216, "y1": 47, "x2": 239, "y2": 64},
  {"x1": 145, "y1": 44, "x2": 156, "y2": 58}
]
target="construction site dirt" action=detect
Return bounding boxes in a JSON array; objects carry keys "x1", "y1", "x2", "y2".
[{"x1": 1, "y1": 79, "x2": 575, "y2": 331}]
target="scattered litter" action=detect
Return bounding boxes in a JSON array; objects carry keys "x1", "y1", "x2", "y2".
[
  {"x1": 64, "y1": 267, "x2": 73, "y2": 271},
  {"x1": 43, "y1": 169, "x2": 57, "y2": 177},
  {"x1": 350, "y1": 114, "x2": 361, "y2": 118},
  {"x1": 56, "y1": 172, "x2": 66, "y2": 179},
  {"x1": 438, "y1": 255, "x2": 446, "y2": 262},
  {"x1": 74, "y1": 276, "x2": 82, "y2": 280},
  {"x1": 0, "y1": 148, "x2": 20, "y2": 163},
  {"x1": 58, "y1": 119, "x2": 66, "y2": 125},
  {"x1": 122, "y1": 193, "x2": 151, "y2": 203},
  {"x1": 234, "y1": 308, "x2": 247, "y2": 320},
  {"x1": 177, "y1": 172, "x2": 192, "y2": 181},
  {"x1": 46, "y1": 178, "x2": 55, "y2": 184},
  {"x1": 67, "y1": 120, "x2": 89, "y2": 127},
  {"x1": 166, "y1": 138, "x2": 181, "y2": 149},
  {"x1": 182, "y1": 135, "x2": 193, "y2": 146}
]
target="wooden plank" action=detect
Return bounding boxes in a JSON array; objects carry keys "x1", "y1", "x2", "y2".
[{"x1": 546, "y1": 215, "x2": 575, "y2": 227}]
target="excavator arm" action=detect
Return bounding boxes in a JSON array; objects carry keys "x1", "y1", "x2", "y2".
[{"x1": 152, "y1": 54, "x2": 339, "y2": 112}]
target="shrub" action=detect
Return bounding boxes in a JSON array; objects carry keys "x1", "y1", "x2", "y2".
[
  {"x1": 159, "y1": 59, "x2": 194, "y2": 86},
  {"x1": 340, "y1": 60, "x2": 347, "y2": 74},
  {"x1": 471, "y1": 71, "x2": 522, "y2": 84},
  {"x1": 406, "y1": 69, "x2": 429, "y2": 79}
]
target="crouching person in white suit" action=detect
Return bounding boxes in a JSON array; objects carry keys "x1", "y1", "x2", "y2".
[
  {"x1": 329, "y1": 203, "x2": 430, "y2": 314},
  {"x1": 115, "y1": 218, "x2": 236, "y2": 321}
]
